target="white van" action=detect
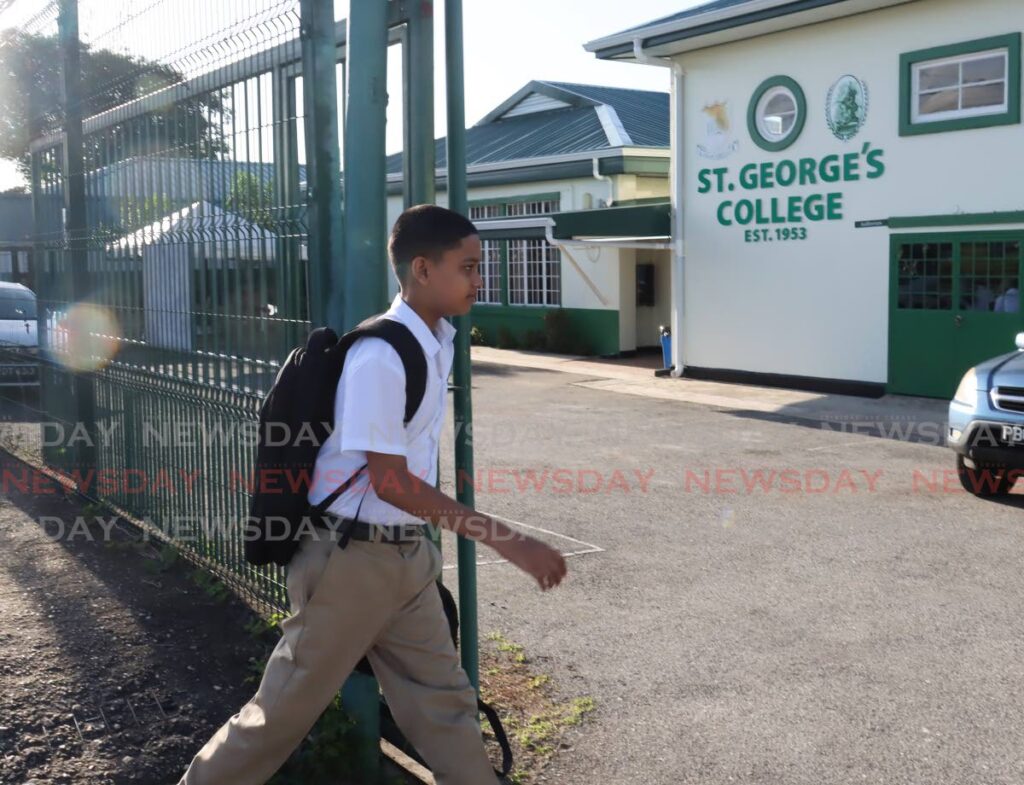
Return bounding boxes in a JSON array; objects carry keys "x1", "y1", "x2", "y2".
[{"x1": 0, "y1": 282, "x2": 39, "y2": 386}]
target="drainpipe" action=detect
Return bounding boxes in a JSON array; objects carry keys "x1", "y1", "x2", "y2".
[
  {"x1": 592, "y1": 157, "x2": 615, "y2": 207},
  {"x1": 633, "y1": 38, "x2": 685, "y2": 378}
]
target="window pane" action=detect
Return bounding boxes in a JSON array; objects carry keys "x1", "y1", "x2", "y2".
[
  {"x1": 919, "y1": 89, "x2": 958, "y2": 115},
  {"x1": 0, "y1": 293, "x2": 36, "y2": 320},
  {"x1": 994, "y1": 241, "x2": 1020, "y2": 313},
  {"x1": 478, "y1": 239, "x2": 501, "y2": 304},
  {"x1": 918, "y1": 62, "x2": 959, "y2": 91},
  {"x1": 508, "y1": 241, "x2": 524, "y2": 304},
  {"x1": 764, "y1": 93, "x2": 795, "y2": 116},
  {"x1": 963, "y1": 54, "x2": 1005, "y2": 84},
  {"x1": 962, "y1": 82, "x2": 1005, "y2": 109},
  {"x1": 897, "y1": 243, "x2": 954, "y2": 310}
]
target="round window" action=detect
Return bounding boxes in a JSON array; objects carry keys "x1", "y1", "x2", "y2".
[{"x1": 747, "y1": 76, "x2": 806, "y2": 151}]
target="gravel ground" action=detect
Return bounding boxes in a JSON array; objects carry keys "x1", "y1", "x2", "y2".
[{"x1": 0, "y1": 452, "x2": 280, "y2": 784}]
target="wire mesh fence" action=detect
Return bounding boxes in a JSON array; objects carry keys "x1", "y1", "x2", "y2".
[{"x1": 0, "y1": 0, "x2": 344, "y2": 611}]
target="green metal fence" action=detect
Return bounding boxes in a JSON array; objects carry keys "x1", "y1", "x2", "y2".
[{"x1": 0, "y1": 0, "x2": 478, "y2": 776}]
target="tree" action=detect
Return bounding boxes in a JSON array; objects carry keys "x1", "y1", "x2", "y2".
[
  {"x1": 0, "y1": 30, "x2": 226, "y2": 183},
  {"x1": 226, "y1": 171, "x2": 277, "y2": 232}
]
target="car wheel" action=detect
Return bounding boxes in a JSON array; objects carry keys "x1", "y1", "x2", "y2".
[{"x1": 957, "y1": 454, "x2": 1015, "y2": 496}]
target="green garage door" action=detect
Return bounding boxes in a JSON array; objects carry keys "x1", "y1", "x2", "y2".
[{"x1": 889, "y1": 232, "x2": 1024, "y2": 398}]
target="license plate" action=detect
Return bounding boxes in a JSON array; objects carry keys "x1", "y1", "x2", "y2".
[
  {"x1": 0, "y1": 365, "x2": 35, "y2": 378},
  {"x1": 1002, "y1": 424, "x2": 1024, "y2": 445}
]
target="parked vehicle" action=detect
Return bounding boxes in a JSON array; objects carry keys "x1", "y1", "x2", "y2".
[
  {"x1": 948, "y1": 332, "x2": 1024, "y2": 496},
  {"x1": 0, "y1": 282, "x2": 38, "y2": 387}
]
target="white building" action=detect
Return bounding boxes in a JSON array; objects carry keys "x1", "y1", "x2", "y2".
[
  {"x1": 386, "y1": 81, "x2": 673, "y2": 357},
  {"x1": 588, "y1": 0, "x2": 1024, "y2": 397}
]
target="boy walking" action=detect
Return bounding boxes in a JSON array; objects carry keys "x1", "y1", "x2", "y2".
[{"x1": 177, "y1": 205, "x2": 568, "y2": 785}]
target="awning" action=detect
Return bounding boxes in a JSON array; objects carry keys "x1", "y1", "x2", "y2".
[
  {"x1": 551, "y1": 202, "x2": 670, "y2": 241},
  {"x1": 472, "y1": 202, "x2": 672, "y2": 250}
]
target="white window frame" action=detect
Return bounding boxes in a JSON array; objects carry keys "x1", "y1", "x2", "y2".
[
  {"x1": 476, "y1": 239, "x2": 501, "y2": 305},
  {"x1": 506, "y1": 198, "x2": 560, "y2": 217},
  {"x1": 756, "y1": 86, "x2": 799, "y2": 143},
  {"x1": 911, "y1": 47, "x2": 1010, "y2": 124},
  {"x1": 469, "y1": 204, "x2": 503, "y2": 221},
  {"x1": 508, "y1": 239, "x2": 560, "y2": 307}
]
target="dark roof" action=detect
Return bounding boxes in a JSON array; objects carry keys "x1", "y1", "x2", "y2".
[
  {"x1": 613, "y1": 0, "x2": 755, "y2": 37},
  {"x1": 587, "y1": 0, "x2": 860, "y2": 59},
  {"x1": 386, "y1": 81, "x2": 668, "y2": 176},
  {"x1": 540, "y1": 82, "x2": 669, "y2": 147}
]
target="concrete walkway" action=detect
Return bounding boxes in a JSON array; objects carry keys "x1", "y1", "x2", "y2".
[{"x1": 469, "y1": 346, "x2": 950, "y2": 442}]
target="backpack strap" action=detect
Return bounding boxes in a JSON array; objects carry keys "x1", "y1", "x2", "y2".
[
  {"x1": 313, "y1": 315, "x2": 431, "y2": 523},
  {"x1": 435, "y1": 580, "x2": 514, "y2": 777},
  {"x1": 478, "y1": 697, "x2": 514, "y2": 777},
  {"x1": 336, "y1": 315, "x2": 428, "y2": 425}
]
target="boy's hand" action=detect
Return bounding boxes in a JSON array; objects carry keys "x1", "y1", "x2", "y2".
[{"x1": 495, "y1": 535, "x2": 568, "y2": 591}]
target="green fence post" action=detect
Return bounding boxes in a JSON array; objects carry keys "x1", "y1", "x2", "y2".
[
  {"x1": 343, "y1": 0, "x2": 390, "y2": 324},
  {"x1": 405, "y1": 1, "x2": 435, "y2": 209},
  {"x1": 339, "y1": 0, "x2": 390, "y2": 777},
  {"x1": 58, "y1": 0, "x2": 96, "y2": 478},
  {"x1": 404, "y1": 0, "x2": 447, "y2": 559},
  {"x1": 443, "y1": 0, "x2": 480, "y2": 694},
  {"x1": 299, "y1": 0, "x2": 344, "y2": 329}
]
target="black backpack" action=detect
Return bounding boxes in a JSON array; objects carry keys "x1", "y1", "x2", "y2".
[{"x1": 243, "y1": 314, "x2": 428, "y2": 568}]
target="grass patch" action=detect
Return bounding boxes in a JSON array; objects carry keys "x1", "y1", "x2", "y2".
[{"x1": 479, "y1": 630, "x2": 595, "y2": 784}]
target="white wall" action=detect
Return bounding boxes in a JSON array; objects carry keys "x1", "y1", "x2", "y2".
[
  {"x1": 618, "y1": 248, "x2": 637, "y2": 349},
  {"x1": 637, "y1": 249, "x2": 672, "y2": 349},
  {"x1": 385, "y1": 175, "x2": 624, "y2": 310},
  {"x1": 675, "y1": 0, "x2": 1024, "y2": 383}
]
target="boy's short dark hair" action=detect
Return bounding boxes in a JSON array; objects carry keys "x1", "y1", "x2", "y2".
[{"x1": 388, "y1": 204, "x2": 478, "y2": 284}]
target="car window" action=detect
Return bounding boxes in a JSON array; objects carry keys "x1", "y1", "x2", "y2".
[{"x1": 0, "y1": 292, "x2": 36, "y2": 320}]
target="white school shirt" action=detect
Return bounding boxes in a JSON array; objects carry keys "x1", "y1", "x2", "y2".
[{"x1": 308, "y1": 294, "x2": 456, "y2": 525}]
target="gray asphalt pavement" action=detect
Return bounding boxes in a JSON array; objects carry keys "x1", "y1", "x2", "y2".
[{"x1": 438, "y1": 361, "x2": 1024, "y2": 785}]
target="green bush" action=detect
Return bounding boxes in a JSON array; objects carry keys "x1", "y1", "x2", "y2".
[
  {"x1": 543, "y1": 310, "x2": 581, "y2": 355},
  {"x1": 469, "y1": 325, "x2": 486, "y2": 346},
  {"x1": 523, "y1": 329, "x2": 546, "y2": 351},
  {"x1": 496, "y1": 325, "x2": 519, "y2": 350}
]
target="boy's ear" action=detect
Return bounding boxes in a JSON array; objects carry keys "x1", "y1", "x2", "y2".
[{"x1": 409, "y1": 254, "x2": 433, "y2": 284}]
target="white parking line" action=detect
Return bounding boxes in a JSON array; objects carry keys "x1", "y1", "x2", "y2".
[
  {"x1": 805, "y1": 438, "x2": 884, "y2": 452},
  {"x1": 441, "y1": 511, "x2": 604, "y2": 570}
]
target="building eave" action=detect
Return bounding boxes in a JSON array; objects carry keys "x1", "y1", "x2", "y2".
[
  {"x1": 386, "y1": 146, "x2": 670, "y2": 195},
  {"x1": 585, "y1": 0, "x2": 919, "y2": 60}
]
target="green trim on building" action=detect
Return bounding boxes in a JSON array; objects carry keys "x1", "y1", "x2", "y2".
[
  {"x1": 747, "y1": 75, "x2": 807, "y2": 152},
  {"x1": 469, "y1": 305, "x2": 620, "y2": 356},
  {"x1": 612, "y1": 195, "x2": 672, "y2": 207},
  {"x1": 889, "y1": 210, "x2": 1024, "y2": 229},
  {"x1": 476, "y1": 226, "x2": 548, "y2": 240},
  {"x1": 600, "y1": 156, "x2": 671, "y2": 176},
  {"x1": 552, "y1": 202, "x2": 670, "y2": 240},
  {"x1": 388, "y1": 155, "x2": 669, "y2": 195},
  {"x1": 899, "y1": 33, "x2": 1022, "y2": 137}
]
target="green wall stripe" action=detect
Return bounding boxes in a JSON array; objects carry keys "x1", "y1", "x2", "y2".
[
  {"x1": 889, "y1": 211, "x2": 1024, "y2": 228},
  {"x1": 469, "y1": 305, "x2": 619, "y2": 356}
]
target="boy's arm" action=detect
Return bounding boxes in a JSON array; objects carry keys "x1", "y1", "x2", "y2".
[{"x1": 365, "y1": 451, "x2": 568, "y2": 592}]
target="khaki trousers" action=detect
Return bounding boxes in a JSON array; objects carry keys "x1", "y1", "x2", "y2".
[{"x1": 177, "y1": 529, "x2": 499, "y2": 785}]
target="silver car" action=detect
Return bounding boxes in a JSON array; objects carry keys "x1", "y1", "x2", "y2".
[
  {"x1": 948, "y1": 332, "x2": 1024, "y2": 496},
  {"x1": 0, "y1": 282, "x2": 39, "y2": 387}
]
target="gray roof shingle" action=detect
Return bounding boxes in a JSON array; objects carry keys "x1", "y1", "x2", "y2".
[{"x1": 386, "y1": 81, "x2": 668, "y2": 176}]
